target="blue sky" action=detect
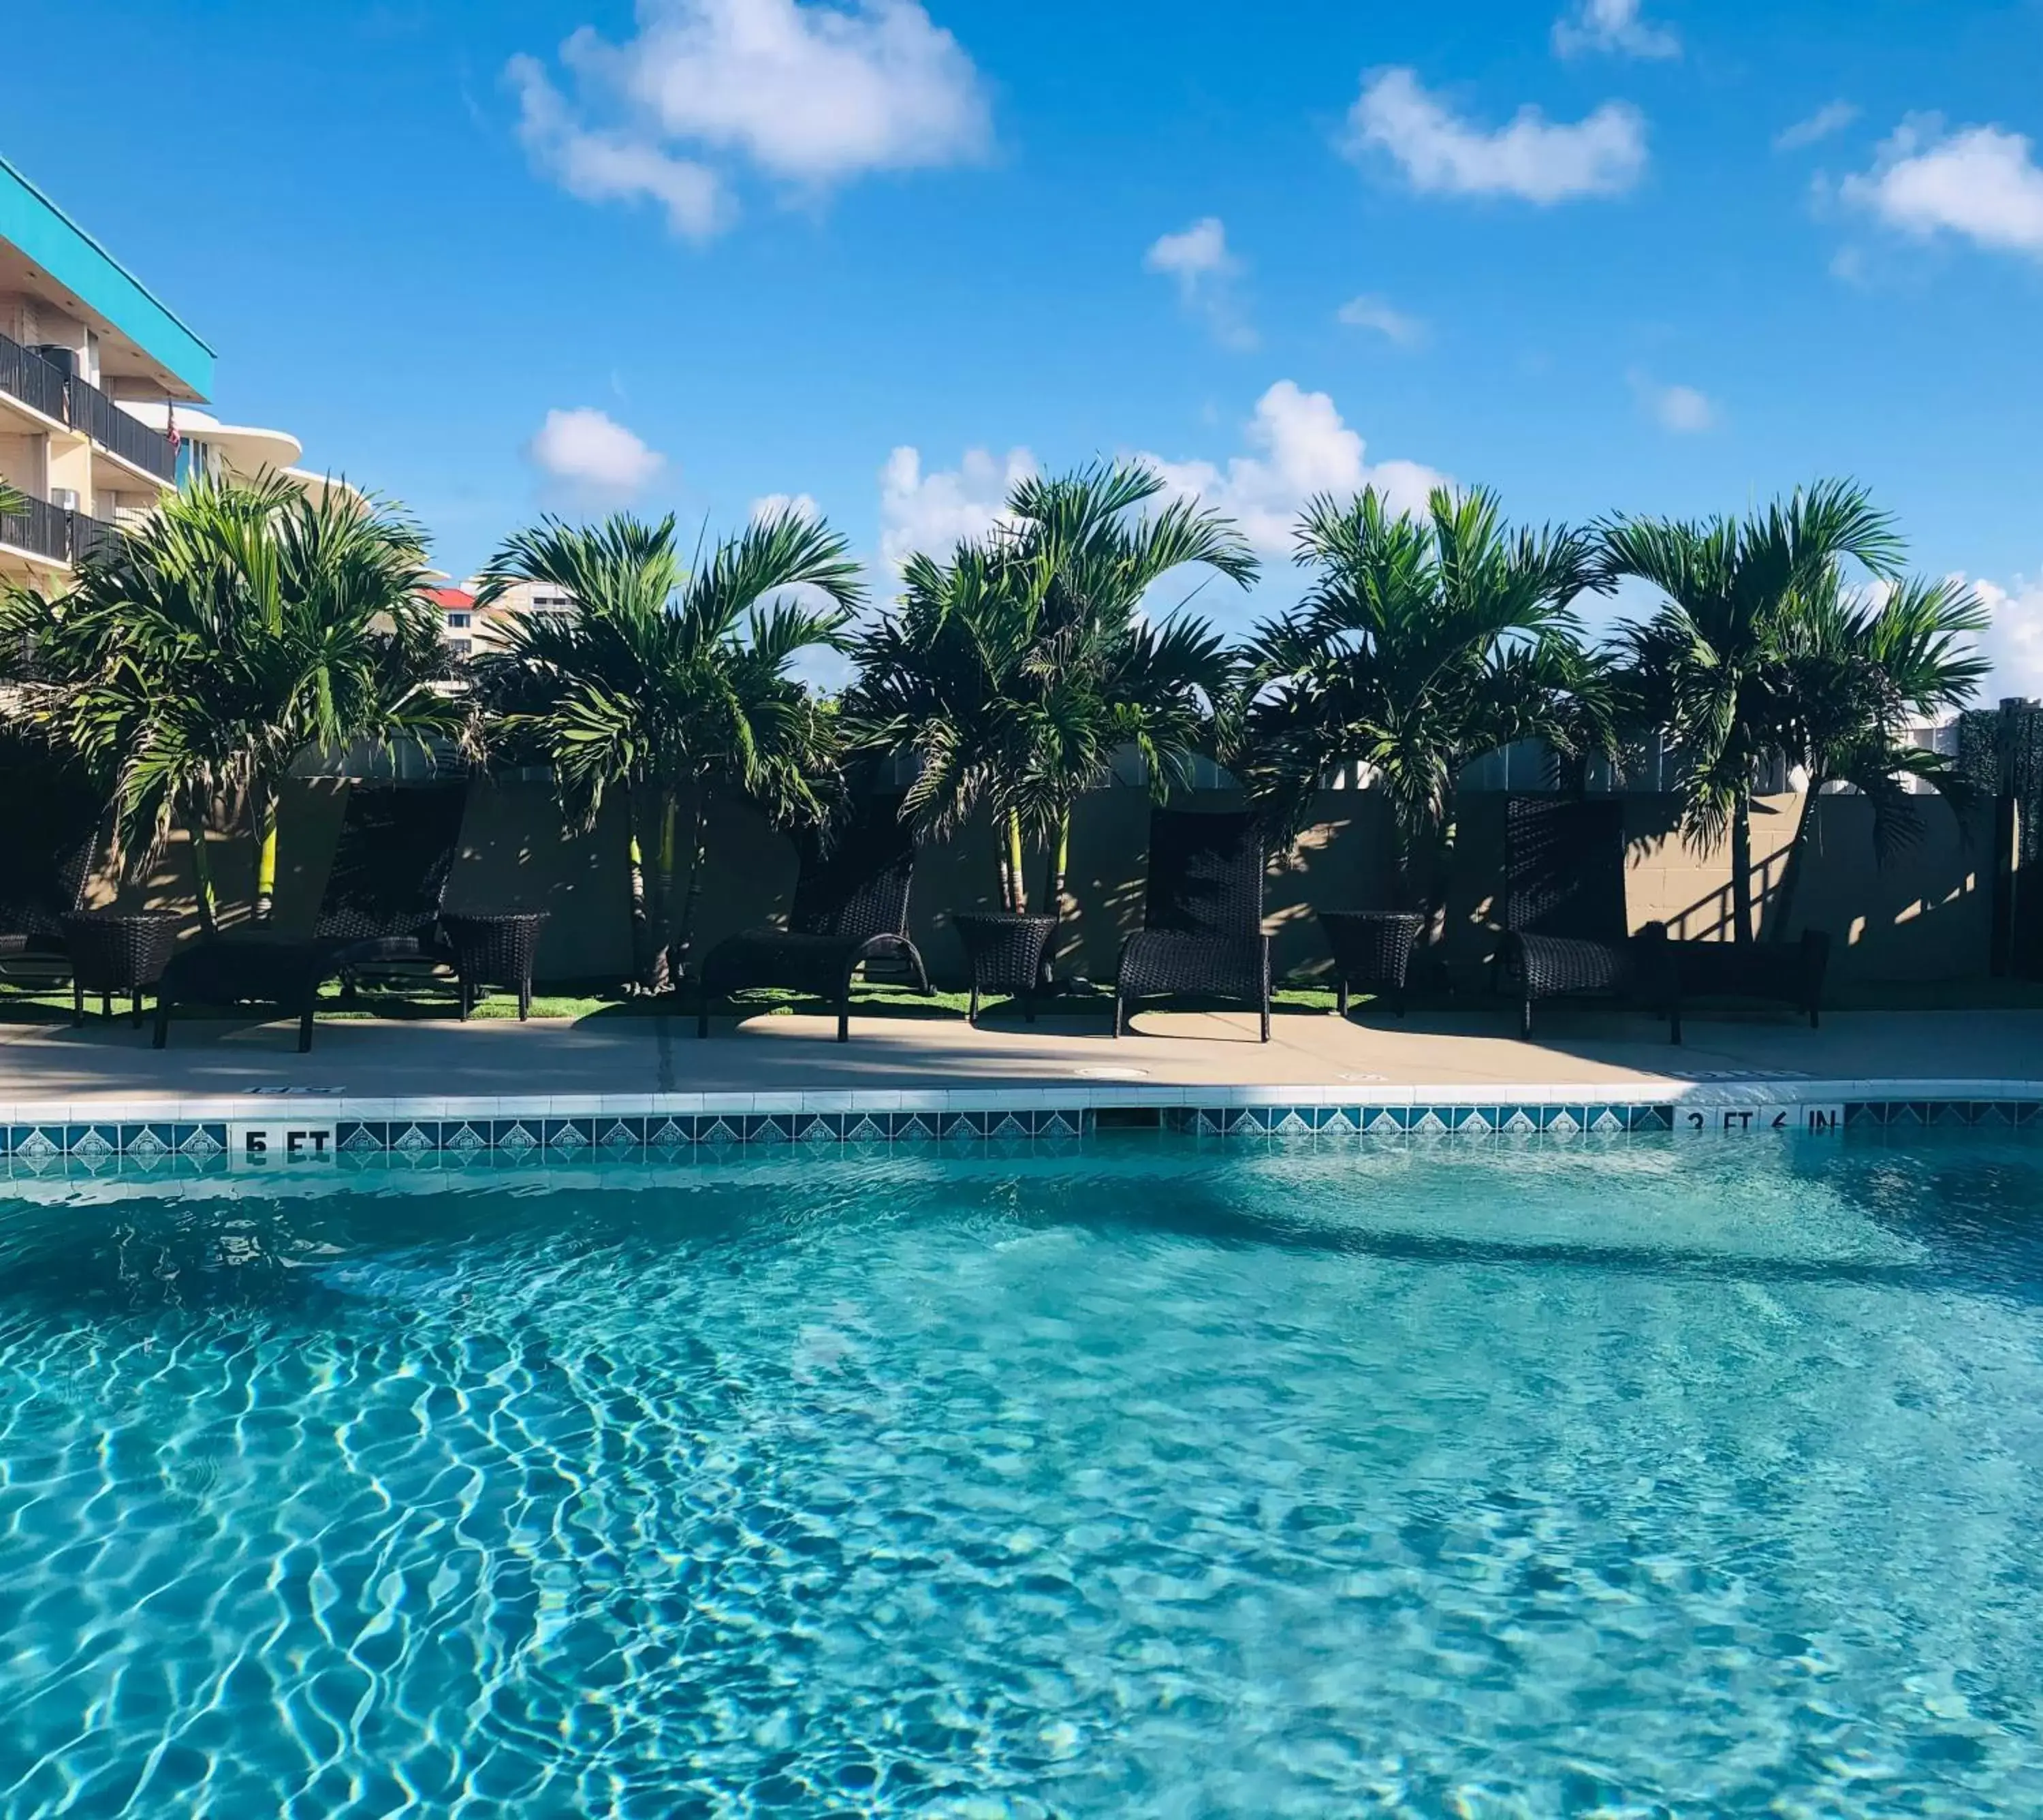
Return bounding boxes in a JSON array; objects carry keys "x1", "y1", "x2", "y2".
[{"x1": 11, "y1": 1, "x2": 2043, "y2": 688}]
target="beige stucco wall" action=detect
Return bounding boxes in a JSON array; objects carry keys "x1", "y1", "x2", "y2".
[{"x1": 107, "y1": 779, "x2": 1990, "y2": 990}]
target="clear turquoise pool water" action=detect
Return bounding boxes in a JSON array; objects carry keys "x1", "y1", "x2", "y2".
[{"x1": 3, "y1": 1135, "x2": 2042, "y2": 1817}]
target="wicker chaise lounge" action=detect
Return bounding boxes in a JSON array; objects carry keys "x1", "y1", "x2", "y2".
[
  {"x1": 1495, "y1": 796, "x2": 1664, "y2": 1040},
  {"x1": 154, "y1": 781, "x2": 470, "y2": 1052},
  {"x1": 1115, "y1": 806, "x2": 1271, "y2": 1041},
  {"x1": 695, "y1": 798, "x2": 931, "y2": 1044},
  {"x1": 0, "y1": 744, "x2": 104, "y2": 983},
  {"x1": 1495, "y1": 795, "x2": 1828, "y2": 1041}
]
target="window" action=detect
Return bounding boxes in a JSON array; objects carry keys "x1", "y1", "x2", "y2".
[
  {"x1": 449, "y1": 638, "x2": 472, "y2": 657},
  {"x1": 445, "y1": 612, "x2": 471, "y2": 628}
]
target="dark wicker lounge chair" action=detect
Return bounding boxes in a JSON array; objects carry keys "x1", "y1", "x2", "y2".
[
  {"x1": 1495, "y1": 796, "x2": 1664, "y2": 1040},
  {"x1": 0, "y1": 743, "x2": 104, "y2": 980},
  {"x1": 154, "y1": 781, "x2": 469, "y2": 1051},
  {"x1": 1115, "y1": 807, "x2": 1271, "y2": 1041},
  {"x1": 1495, "y1": 795, "x2": 1828, "y2": 1042},
  {"x1": 696, "y1": 798, "x2": 931, "y2": 1044}
]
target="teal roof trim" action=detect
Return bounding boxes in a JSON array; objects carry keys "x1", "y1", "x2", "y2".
[{"x1": 0, "y1": 155, "x2": 215, "y2": 399}]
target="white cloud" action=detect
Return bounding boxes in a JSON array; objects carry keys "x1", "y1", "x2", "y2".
[
  {"x1": 1629, "y1": 372, "x2": 1719, "y2": 433},
  {"x1": 1346, "y1": 67, "x2": 1648, "y2": 204},
  {"x1": 752, "y1": 490, "x2": 819, "y2": 522},
  {"x1": 1551, "y1": 0, "x2": 1679, "y2": 60},
  {"x1": 1144, "y1": 217, "x2": 1255, "y2": 350},
  {"x1": 1775, "y1": 100, "x2": 1858, "y2": 152},
  {"x1": 526, "y1": 407, "x2": 666, "y2": 496},
  {"x1": 510, "y1": 0, "x2": 990, "y2": 238},
  {"x1": 1335, "y1": 294, "x2": 1428, "y2": 347},
  {"x1": 1972, "y1": 574, "x2": 2043, "y2": 700},
  {"x1": 1141, "y1": 380, "x2": 1446, "y2": 554},
  {"x1": 1843, "y1": 118, "x2": 2043, "y2": 257},
  {"x1": 510, "y1": 54, "x2": 724, "y2": 238},
  {"x1": 877, "y1": 443, "x2": 1035, "y2": 573}
]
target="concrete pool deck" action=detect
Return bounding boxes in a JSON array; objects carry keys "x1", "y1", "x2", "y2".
[{"x1": 1, "y1": 1003, "x2": 2038, "y2": 1107}]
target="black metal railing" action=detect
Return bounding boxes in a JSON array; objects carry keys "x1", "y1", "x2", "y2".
[
  {"x1": 0, "y1": 495, "x2": 120, "y2": 566},
  {"x1": 0, "y1": 494, "x2": 73, "y2": 563},
  {"x1": 71, "y1": 510, "x2": 121, "y2": 567},
  {"x1": 0, "y1": 330, "x2": 68, "y2": 422},
  {"x1": 0, "y1": 330, "x2": 178, "y2": 482},
  {"x1": 66, "y1": 377, "x2": 176, "y2": 481}
]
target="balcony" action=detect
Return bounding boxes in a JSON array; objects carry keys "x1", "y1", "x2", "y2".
[
  {"x1": 0, "y1": 330, "x2": 67, "y2": 422},
  {"x1": 0, "y1": 492, "x2": 118, "y2": 567},
  {"x1": 0, "y1": 330, "x2": 178, "y2": 483},
  {"x1": 69, "y1": 376, "x2": 176, "y2": 482}
]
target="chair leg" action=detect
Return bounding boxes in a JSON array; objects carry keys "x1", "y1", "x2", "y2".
[
  {"x1": 101, "y1": 991, "x2": 112, "y2": 1021},
  {"x1": 968, "y1": 983, "x2": 981, "y2": 1028},
  {"x1": 458, "y1": 979, "x2": 471, "y2": 1021},
  {"x1": 1259, "y1": 998, "x2": 1271, "y2": 1044},
  {"x1": 72, "y1": 979, "x2": 84, "y2": 1026},
  {"x1": 131, "y1": 989, "x2": 142, "y2": 1029},
  {"x1": 298, "y1": 1002, "x2": 316, "y2": 1052},
  {"x1": 1521, "y1": 993, "x2": 1534, "y2": 1041},
  {"x1": 1113, "y1": 990, "x2": 1126, "y2": 1037},
  {"x1": 519, "y1": 977, "x2": 532, "y2": 1021},
  {"x1": 153, "y1": 994, "x2": 171, "y2": 1050},
  {"x1": 836, "y1": 993, "x2": 851, "y2": 1043},
  {"x1": 1337, "y1": 979, "x2": 1350, "y2": 1020},
  {"x1": 1024, "y1": 990, "x2": 1036, "y2": 1026}
]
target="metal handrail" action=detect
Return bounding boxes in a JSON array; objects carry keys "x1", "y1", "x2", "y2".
[
  {"x1": 66, "y1": 377, "x2": 175, "y2": 482},
  {"x1": 0, "y1": 492, "x2": 69, "y2": 561},
  {"x1": 0, "y1": 495, "x2": 119, "y2": 565},
  {"x1": 0, "y1": 330, "x2": 67, "y2": 422}
]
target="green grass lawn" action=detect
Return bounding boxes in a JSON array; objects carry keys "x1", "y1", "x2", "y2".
[
  {"x1": 7, "y1": 966, "x2": 2040, "y2": 1031},
  {"x1": 0, "y1": 970, "x2": 1349, "y2": 1028}
]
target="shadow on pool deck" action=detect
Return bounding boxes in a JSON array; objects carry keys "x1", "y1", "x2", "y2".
[{"x1": 3, "y1": 1001, "x2": 2041, "y2": 1103}]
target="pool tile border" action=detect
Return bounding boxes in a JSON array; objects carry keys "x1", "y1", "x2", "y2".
[{"x1": 3, "y1": 1078, "x2": 2043, "y2": 1177}]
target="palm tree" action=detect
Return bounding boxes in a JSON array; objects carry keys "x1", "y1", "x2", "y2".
[
  {"x1": 848, "y1": 460, "x2": 1254, "y2": 924},
  {"x1": 1602, "y1": 480, "x2": 1978, "y2": 943},
  {"x1": 1240, "y1": 486, "x2": 1611, "y2": 925},
  {"x1": 0, "y1": 480, "x2": 25, "y2": 518},
  {"x1": 1, "y1": 472, "x2": 458, "y2": 935},
  {"x1": 475, "y1": 507, "x2": 861, "y2": 992}
]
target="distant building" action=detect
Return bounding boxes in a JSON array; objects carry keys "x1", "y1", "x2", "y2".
[
  {"x1": 425, "y1": 586, "x2": 477, "y2": 656},
  {"x1": 441, "y1": 576, "x2": 579, "y2": 653}
]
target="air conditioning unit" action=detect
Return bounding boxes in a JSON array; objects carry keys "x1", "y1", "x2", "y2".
[{"x1": 49, "y1": 488, "x2": 79, "y2": 512}]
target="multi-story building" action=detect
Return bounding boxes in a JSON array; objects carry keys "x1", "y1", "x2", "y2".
[
  {"x1": 424, "y1": 578, "x2": 579, "y2": 655},
  {"x1": 0, "y1": 153, "x2": 333, "y2": 586}
]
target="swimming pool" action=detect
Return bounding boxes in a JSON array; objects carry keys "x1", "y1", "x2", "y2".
[{"x1": 2, "y1": 1134, "x2": 2040, "y2": 1816}]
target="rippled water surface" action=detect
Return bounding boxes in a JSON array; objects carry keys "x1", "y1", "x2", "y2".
[{"x1": 4, "y1": 1135, "x2": 2043, "y2": 1817}]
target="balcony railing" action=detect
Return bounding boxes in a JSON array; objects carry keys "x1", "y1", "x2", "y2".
[
  {"x1": 0, "y1": 494, "x2": 120, "y2": 566},
  {"x1": 0, "y1": 330, "x2": 178, "y2": 482},
  {"x1": 0, "y1": 330, "x2": 68, "y2": 422},
  {"x1": 67, "y1": 377, "x2": 176, "y2": 481}
]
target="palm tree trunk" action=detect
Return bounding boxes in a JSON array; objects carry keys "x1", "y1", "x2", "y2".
[
  {"x1": 1005, "y1": 810, "x2": 1028, "y2": 914},
  {"x1": 185, "y1": 805, "x2": 219, "y2": 939},
  {"x1": 1039, "y1": 806, "x2": 1070, "y2": 986},
  {"x1": 624, "y1": 787, "x2": 656, "y2": 991},
  {"x1": 1729, "y1": 796, "x2": 1754, "y2": 945},
  {"x1": 637, "y1": 785, "x2": 679, "y2": 994},
  {"x1": 1768, "y1": 781, "x2": 1823, "y2": 943},
  {"x1": 670, "y1": 788, "x2": 711, "y2": 987},
  {"x1": 253, "y1": 785, "x2": 278, "y2": 924}
]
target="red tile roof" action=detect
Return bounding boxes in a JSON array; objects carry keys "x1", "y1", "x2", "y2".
[{"x1": 424, "y1": 586, "x2": 475, "y2": 610}]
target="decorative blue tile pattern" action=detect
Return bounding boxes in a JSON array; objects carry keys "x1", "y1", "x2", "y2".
[{"x1": 7, "y1": 1095, "x2": 2043, "y2": 1176}]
